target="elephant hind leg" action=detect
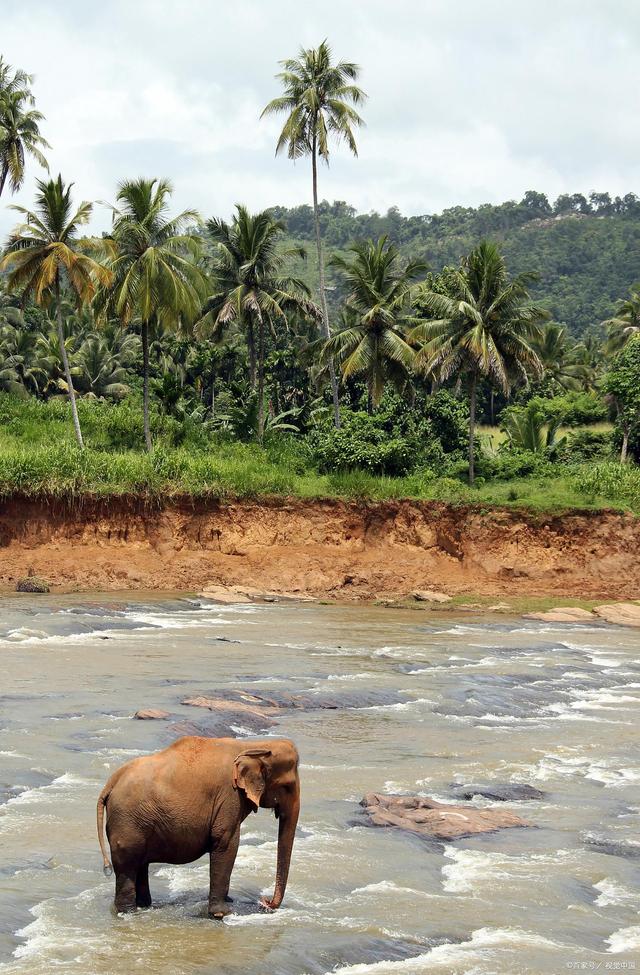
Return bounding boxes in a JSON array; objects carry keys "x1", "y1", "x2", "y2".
[
  {"x1": 114, "y1": 865, "x2": 138, "y2": 914},
  {"x1": 136, "y1": 862, "x2": 152, "y2": 909}
]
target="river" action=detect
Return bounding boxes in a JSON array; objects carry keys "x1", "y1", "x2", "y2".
[{"x1": 0, "y1": 595, "x2": 638, "y2": 974}]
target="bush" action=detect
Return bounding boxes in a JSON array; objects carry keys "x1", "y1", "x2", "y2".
[
  {"x1": 308, "y1": 391, "x2": 468, "y2": 476},
  {"x1": 556, "y1": 429, "x2": 614, "y2": 462},
  {"x1": 526, "y1": 391, "x2": 608, "y2": 427},
  {"x1": 310, "y1": 412, "x2": 414, "y2": 475},
  {"x1": 475, "y1": 449, "x2": 554, "y2": 481}
]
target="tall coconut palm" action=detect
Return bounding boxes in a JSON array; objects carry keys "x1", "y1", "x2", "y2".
[
  {"x1": 411, "y1": 241, "x2": 546, "y2": 483},
  {"x1": 198, "y1": 205, "x2": 318, "y2": 441},
  {"x1": 324, "y1": 236, "x2": 426, "y2": 411},
  {"x1": 96, "y1": 178, "x2": 206, "y2": 450},
  {"x1": 0, "y1": 175, "x2": 111, "y2": 446},
  {"x1": 0, "y1": 89, "x2": 50, "y2": 198},
  {"x1": 0, "y1": 57, "x2": 33, "y2": 99},
  {"x1": 261, "y1": 40, "x2": 366, "y2": 427},
  {"x1": 602, "y1": 287, "x2": 640, "y2": 353}
]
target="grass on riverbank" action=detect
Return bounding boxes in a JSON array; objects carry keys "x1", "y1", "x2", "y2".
[
  {"x1": 0, "y1": 394, "x2": 638, "y2": 511},
  {"x1": 0, "y1": 440, "x2": 639, "y2": 513}
]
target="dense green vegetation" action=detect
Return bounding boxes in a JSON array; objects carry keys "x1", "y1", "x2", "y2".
[
  {"x1": 273, "y1": 196, "x2": 640, "y2": 336},
  {"x1": 2, "y1": 46, "x2": 640, "y2": 512}
]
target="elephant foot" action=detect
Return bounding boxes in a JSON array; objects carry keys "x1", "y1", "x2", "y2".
[
  {"x1": 114, "y1": 901, "x2": 137, "y2": 915},
  {"x1": 225, "y1": 894, "x2": 233, "y2": 903},
  {"x1": 136, "y1": 896, "x2": 152, "y2": 909},
  {"x1": 208, "y1": 899, "x2": 232, "y2": 920}
]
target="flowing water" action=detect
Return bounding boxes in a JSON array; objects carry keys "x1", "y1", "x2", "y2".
[{"x1": 0, "y1": 594, "x2": 639, "y2": 974}]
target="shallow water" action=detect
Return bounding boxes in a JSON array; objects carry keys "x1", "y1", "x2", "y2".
[{"x1": 0, "y1": 594, "x2": 639, "y2": 975}]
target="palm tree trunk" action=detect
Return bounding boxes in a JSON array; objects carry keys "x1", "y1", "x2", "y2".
[
  {"x1": 0, "y1": 162, "x2": 8, "y2": 200},
  {"x1": 211, "y1": 370, "x2": 215, "y2": 418},
  {"x1": 490, "y1": 388, "x2": 495, "y2": 425},
  {"x1": 141, "y1": 321, "x2": 152, "y2": 452},
  {"x1": 257, "y1": 315, "x2": 265, "y2": 443},
  {"x1": 247, "y1": 319, "x2": 256, "y2": 389},
  {"x1": 55, "y1": 275, "x2": 84, "y2": 449},
  {"x1": 311, "y1": 137, "x2": 340, "y2": 429},
  {"x1": 468, "y1": 372, "x2": 477, "y2": 485}
]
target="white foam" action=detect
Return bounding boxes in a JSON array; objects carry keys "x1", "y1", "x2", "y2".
[
  {"x1": 349, "y1": 880, "x2": 438, "y2": 899},
  {"x1": 2, "y1": 772, "x2": 91, "y2": 808},
  {"x1": 594, "y1": 878, "x2": 637, "y2": 907},
  {"x1": 606, "y1": 925, "x2": 640, "y2": 953},
  {"x1": 441, "y1": 847, "x2": 576, "y2": 895},
  {"x1": 322, "y1": 927, "x2": 563, "y2": 974}
]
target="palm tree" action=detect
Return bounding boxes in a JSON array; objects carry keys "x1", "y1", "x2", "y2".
[
  {"x1": 602, "y1": 287, "x2": 640, "y2": 352},
  {"x1": 501, "y1": 401, "x2": 564, "y2": 453},
  {"x1": 261, "y1": 40, "x2": 366, "y2": 427},
  {"x1": 0, "y1": 175, "x2": 111, "y2": 446},
  {"x1": 0, "y1": 321, "x2": 47, "y2": 395},
  {"x1": 533, "y1": 322, "x2": 588, "y2": 390},
  {"x1": 71, "y1": 335, "x2": 130, "y2": 400},
  {"x1": 324, "y1": 236, "x2": 426, "y2": 411},
  {"x1": 96, "y1": 178, "x2": 206, "y2": 450},
  {"x1": 0, "y1": 89, "x2": 50, "y2": 198},
  {"x1": 0, "y1": 57, "x2": 33, "y2": 100},
  {"x1": 411, "y1": 241, "x2": 546, "y2": 483},
  {"x1": 198, "y1": 205, "x2": 318, "y2": 441}
]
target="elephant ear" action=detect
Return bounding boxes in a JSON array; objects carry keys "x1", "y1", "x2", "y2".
[{"x1": 233, "y1": 748, "x2": 271, "y2": 811}]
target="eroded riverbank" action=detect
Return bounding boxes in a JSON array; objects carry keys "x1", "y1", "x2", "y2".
[{"x1": 0, "y1": 495, "x2": 639, "y2": 600}]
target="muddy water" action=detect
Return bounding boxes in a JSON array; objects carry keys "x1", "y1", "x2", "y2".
[{"x1": 0, "y1": 596, "x2": 638, "y2": 975}]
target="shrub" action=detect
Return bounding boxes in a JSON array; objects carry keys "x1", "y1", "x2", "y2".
[
  {"x1": 308, "y1": 390, "x2": 468, "y2": 476},
  {"x1": 475, "y1": 449, "x2": 554, "y2": 481},
  {"x1": 524, "y1": 391, "x2": 608, "y2": 427},
  {"x1": 556, "y1": 429, "x2": 614, "y2": 462},
  {"x1": 309, "y1": 411, "x2": 415, "y2": 475}
]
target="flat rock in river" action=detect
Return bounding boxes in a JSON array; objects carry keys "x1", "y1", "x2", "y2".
[
  {"x1": 524, "y1": 607, "x2": 596, "y2": 623},
  {"x1": 359, "y1": 792, "x2": 530, "y2": 841},
  {"x1": 593, "y1": 603, "x2": 640, "y2": 627}
]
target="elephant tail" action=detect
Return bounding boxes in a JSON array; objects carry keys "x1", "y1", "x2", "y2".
[{"x1": 97, "y1": 784, "x2": 113, "y2": 877}]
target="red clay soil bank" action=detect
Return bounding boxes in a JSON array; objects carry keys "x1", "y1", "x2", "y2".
[{"x1": 0, "y1": 495, "x2": 637, "y2": 599}]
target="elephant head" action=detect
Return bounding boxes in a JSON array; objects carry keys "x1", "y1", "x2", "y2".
[{"x1": 233, "y1": 740, "x2": 300, "y2": 910}]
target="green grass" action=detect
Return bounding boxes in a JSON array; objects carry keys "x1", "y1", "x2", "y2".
[{"x1": 0, "y1": 394, "x2": 636, "y2": 512}]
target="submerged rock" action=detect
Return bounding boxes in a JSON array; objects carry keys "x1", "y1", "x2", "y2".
[
  {"x1": 583, "y1": 832, "x2": 640, "y2": 859},
  {"x1": 181, "y1": 687, "x2": 401, "y2": 719},
  {"x1": 451, "y1": 783, "x2": 547, "y2": 802},
  {"x1": 358, "y1": 792, "x2": 530, "y2": 841}
]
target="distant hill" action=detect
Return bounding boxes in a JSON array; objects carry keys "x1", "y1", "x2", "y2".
[{"x1": 270, "y1": 191, "x2": 640, "y2": 335}]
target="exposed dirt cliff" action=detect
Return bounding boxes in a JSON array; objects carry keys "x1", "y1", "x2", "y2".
[{"x1": 0, "y1": 495, "x2": 637, "y2": 599}]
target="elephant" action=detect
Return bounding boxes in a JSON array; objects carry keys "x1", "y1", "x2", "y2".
[{"x1": 96, "y1": 736, "x2": 300, "y2": 918}]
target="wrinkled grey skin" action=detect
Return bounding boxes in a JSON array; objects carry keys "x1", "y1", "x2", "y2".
[{"x1": 97, "y1": 736, "x2": 300, "y2": 918}]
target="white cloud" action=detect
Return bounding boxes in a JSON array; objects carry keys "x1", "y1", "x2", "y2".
[{"x1": 1, "y1": 0, "x2": 639, "y2": 236}]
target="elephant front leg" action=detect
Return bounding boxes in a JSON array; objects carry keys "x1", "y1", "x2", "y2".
[{"x1": 208, "y1": 826, "x2": 240, "y2": 919}]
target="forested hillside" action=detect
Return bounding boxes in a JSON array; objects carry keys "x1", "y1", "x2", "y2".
[{"x1": 271, "y1": 192, "x2": 640, "y2": 335}]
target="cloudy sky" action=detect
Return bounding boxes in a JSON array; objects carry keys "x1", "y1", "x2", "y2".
[{"x1": 1, "y1": 1, "x2": 638, "y2": 235}]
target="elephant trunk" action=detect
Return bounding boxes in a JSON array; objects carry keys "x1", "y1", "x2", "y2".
[{"x1": 269, "y1": 792, "x2": 299, "y2": 909}]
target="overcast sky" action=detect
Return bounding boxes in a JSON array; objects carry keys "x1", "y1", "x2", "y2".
[{"x1": 1, "y1": 0, "x2": 638, "y2": 235}]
